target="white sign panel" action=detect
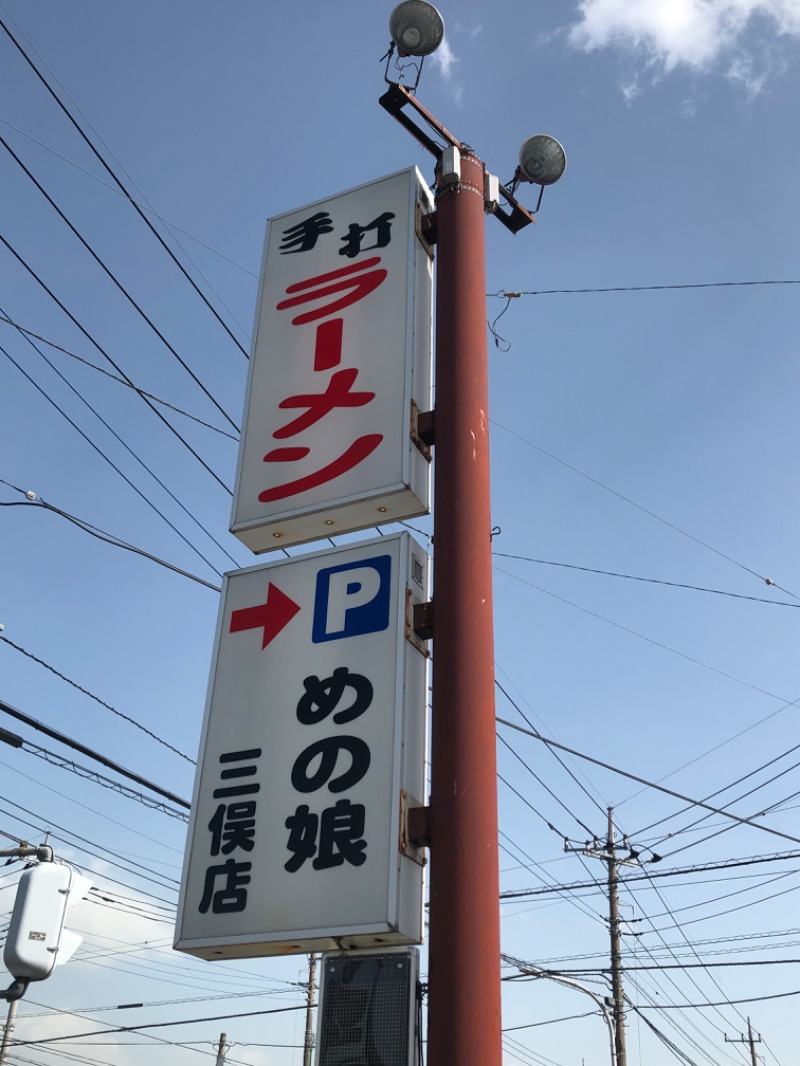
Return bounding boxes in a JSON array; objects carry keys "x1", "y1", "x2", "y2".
[
  {"x1": 175, "y1": 533, "x2": 429, "y2": 959},
  {"x1": 231, "y1": 168, "x2": 433, "y2": 552}
]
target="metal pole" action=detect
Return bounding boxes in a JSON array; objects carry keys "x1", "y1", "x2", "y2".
[
  {"x1": 0, "y1": 998, "x2": 19, "y2": 1066},
  {"x1": 427, "y1": 149, "x2": 501, "y2": 1066},
  {"x1": 748, "y1": 1019, "x2": 760, "y2": 1066},
  {"x1": 302, "y1": 953, "x2": 318, "y2": 1066},
  {"x1": 214, "y1": 1032, "x2": 228, "y2": 1066},
  {"x1": 607, "y1": 809, "x2": 628, "y2": 1066}
]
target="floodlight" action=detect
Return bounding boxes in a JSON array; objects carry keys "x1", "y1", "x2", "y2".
[
  {"x1": 518, "y1": 135, "x2": 567, "y2": 186},
  {"x1": 389, "y1": 1, "x2": 445, "y2": 57}
]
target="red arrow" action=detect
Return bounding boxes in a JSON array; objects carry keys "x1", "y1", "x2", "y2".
[{"x1": 229, "y1": 583, "x2": 301, "y2": 649}]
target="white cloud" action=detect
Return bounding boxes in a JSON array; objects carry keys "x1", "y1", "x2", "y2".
[
  {"x1": 567, "y1": 0, "x2": 800, "y2": 87},
  {"x1": 431, "y1": 37, "x2": 458, "y2": 81}
]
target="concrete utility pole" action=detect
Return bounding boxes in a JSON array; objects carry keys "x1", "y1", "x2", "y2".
[
  {"x1": 214, "y1": 1032, "x2": 228, "y2": 1066},
  {"x1": 302, "y1": 953, "x2": 318, "y2": 1066},
  {"x1": 0, "y1": 999, "x2": 20, "y2": 1066},
  {"x1": 570, "y1": 808, "x2": 634, "y2": 1066},
  {"x1": 606, "y1": 809, "x2": 628, "y2": 1066},
  {"x1": 725, "y1": 1018, "x2": 762, "y2": 1066}
]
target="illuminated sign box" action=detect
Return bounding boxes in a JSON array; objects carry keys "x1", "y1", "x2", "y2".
[
  {"x1": 175, "y1": 533, "x2": 428, "y2": 959},
  {"x1": 231, "y1": 168, "x2": 434, "y2": 552}
]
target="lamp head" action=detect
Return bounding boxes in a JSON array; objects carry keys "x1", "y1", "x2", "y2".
[
  {"x1": 518, "y1": 135, "x2": 567, "y2": 186},
  {"x1": 389, "y1": 1, "x2": 445, "y2": 57}
]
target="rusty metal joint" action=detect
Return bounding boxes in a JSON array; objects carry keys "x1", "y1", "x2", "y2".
[
  {"x1": 413, "y1": 600, "x2": 434, "y2": 641},
  {"x1": 406, "y1": 802, "x2": 431, "y2": 849},
  {"x1": 410, "y1": 401, "x2": 433, "y2": 461}
]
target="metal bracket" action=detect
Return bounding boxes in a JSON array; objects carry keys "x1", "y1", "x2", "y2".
[
  {"x1": 492, "y1": 184, "x2": 536, "y2": 234},
  {"x1": 410, "y1": 401, "x2": 433, "y2": 460},
  {"x1": 415, "y1": 202, "x2": 436, "y2": 255},
  {"x1": 405, "y1": 590, "x2": 431, "y2": 655},
  {"x1": 379, "y1": 82, "x2": 536, "y2": 234},
  {"x1": 412, "y1": 600, "x2": 434, "y2": 641},
  {"x1": 400, "y1": 790, "x2": 429, "y2": 864}
]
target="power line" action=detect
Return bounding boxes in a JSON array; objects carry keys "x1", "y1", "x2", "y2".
[
  {"x1": 11, "y1": 1004, "x2": 307, "y2": 1047},
  {"x1": 494, "y1": 564, "x2": 795, "y2": 704},
  {"x1": 0, "y1": 342, "x2": 231, "y2": 576},
  {"x1": 490, "y1": 280, "x2": 800, "y2": 298},
  {"x1": 0, "y1": 232, "x2": 234, "y2": 495},
  {"x1": 0, "y1": 640, "x2": 195, "y2": 764},
  {"x1": 499, "y1": 850, "x2": 800, "y2": 900},
  {"x1": 494, "y1": 702, "x2": 800, "y2": 847},
  {"x1": 492, "y1": 553, "x2": 799, "y2": 608},
  {"x1": 0, "y1": 798, "x2": 181, "y2": 895},
  {"x1": 0, "y1": 134, "x2": 241, "y2": 434},
  {"x1": 0, "y1": 13, "x2": 252, "y2": 355},
  {"x1": 489, "y1": 418, "x2": 799, "y2": 602},
  {"x1": 0, "y1": 115, "x2": 258, "y2": 279},
  {"x1": 0, "y1": 695, "x2": 192, "y2": 805},
  {"x1": 0, "y1": 314, "x2": 239, "y2": 438},
  {"x1": 0, "y1": 485, "x2": 221, "y2": 592},
  {"x1": 4, "y1": 742, "x2": 188, "y2": 821}
]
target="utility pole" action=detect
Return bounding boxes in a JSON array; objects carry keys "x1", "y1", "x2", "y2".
[
  {"x1": 379, "y1": 8, "x2": 566, "y2": 1066},
  {"x1": 425, "y1": 143, "x2": 501, "y2": 1066},
  {"x1": 214, "y1": 1032, "x2": 228, "y2": 1066},
  {"x1": 606, "y1": 809, "x2": 628, "y2": 1066},
  {"x1": 569, "y1": 808, "x2": 638, "y2": 1066},
  {"x1": 0, "y1": 998, "x2": 20, "y2": 1066},
  {"x1": 303, "y1": 952, "x2": 318, "y2": 1066},
  {"x1": 725, "y1": 1018, "x2": 762, "y2": 1066}
]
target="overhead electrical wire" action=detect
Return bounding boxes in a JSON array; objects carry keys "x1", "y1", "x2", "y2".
[
  {"x1": 0, "y1": 486, "x2": 221, "y2": 592},
  {"x1": 617, "y1": 692, "x2": 800, "y2": 812},
  {"x1": 498, "y1": 736, "x2": 598, "y2": 838},
  {"x1": 0, "y1": 341, "x2": 231, "y2": 577},
  {"x1": 660, "y1": 785, "x2": 800, "y2": 864},
  {"x1": 0, "y1": 644, "x2": 195, "y2": 765},
  {"x1": 11, "y1": 1003, "x2": 308, "y2": 1047},
  {"x1": 623, "y1": 865, "x2": 758, "y2": 1044},
  {"x1": 0, "y1": 314, "x2": 239, "y2": 439},
  {"x1": 494, "y1": 702, "x2": 800, "y2": 847},
  {"x1": 0, "y1": 133, "x2": 241, "y2": 433},
  {"x1": 1, "y1": 746, "x2": 188, "y2": 823},
  {"x1": 644, "y1": 879, "x2": 800, "y2": 934},
  {"x1": 493, "y1": 552, "x2": 799, "y2": 608},
  {"x1": 489, "y1": 417, "x2": 799, "y2": 602},
  {"x1": 499, "y1": 850, "x2": 800, "y2": 901},
  {"x1": 0, "y1": 233, "x2": 234, "y2": 496},
  {"x1": 15, "y1": 993, "x2": 270, "y2": 1063},
  {"x1": 0, "y1": 13, "x2": 253, "y2": 354},
  {"x1": 637, "y1": 743, "x2": 800, "y2": 861},
  {"x1": 496, "y1": 661, "x2": 610, "y2": 811},
  {"x1": 0, "y1": 695, "x2": 192, "y2": 803},
  {"x1": 490, "y1": 279, "x2": 800, "y2": 298},
  {"x1": 0, "y1": 796, "x2": 181, "y2": 892},
  {"x1": 632, "y1": 736, "x2": 800, "y2": 843},
  {"x1": 494, "y1": 563, "x2": 794, "y2": 705},
  {"x1": 498, "y1": 831, "x2": 607, "y2": 928},
  {"x1": 0, "y1": 114, "x2": 258, "y2": 279},
  {"x1": 630, "y1": 870, "x2": 798, "y2": 923}
]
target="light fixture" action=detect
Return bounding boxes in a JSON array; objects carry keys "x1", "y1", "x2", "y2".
[
  {"x1": 518, "y1": 135, "x2": 567, "y2": 186},
  {"x1": 389, "y1": 1, "x2": 445, "y2": 57}
]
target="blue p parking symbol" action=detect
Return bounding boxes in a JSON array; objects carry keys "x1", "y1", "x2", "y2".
[{"x1": 312, "y1": 555, "x2": 392, "y2": 643}]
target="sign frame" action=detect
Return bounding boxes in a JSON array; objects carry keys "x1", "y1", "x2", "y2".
[
  {"x1": 230, "y1": 168, "x2": 434, "y2": 552},
  {"x1": 174, "y1": 532, "x2": 429, "y2": 959}
]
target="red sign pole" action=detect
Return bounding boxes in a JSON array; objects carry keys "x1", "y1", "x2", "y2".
[{"x1": 427, "y1": 149, "x2": 502, "y2": 1066}]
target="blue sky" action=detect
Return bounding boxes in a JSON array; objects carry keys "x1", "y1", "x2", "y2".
[{"x1": 1, "y1": 2, "x2": 799, "y2": 1066}]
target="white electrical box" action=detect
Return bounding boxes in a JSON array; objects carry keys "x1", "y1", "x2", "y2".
[{"x1": 3, "y1": 863, "x2": 92, "y2": 981}]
